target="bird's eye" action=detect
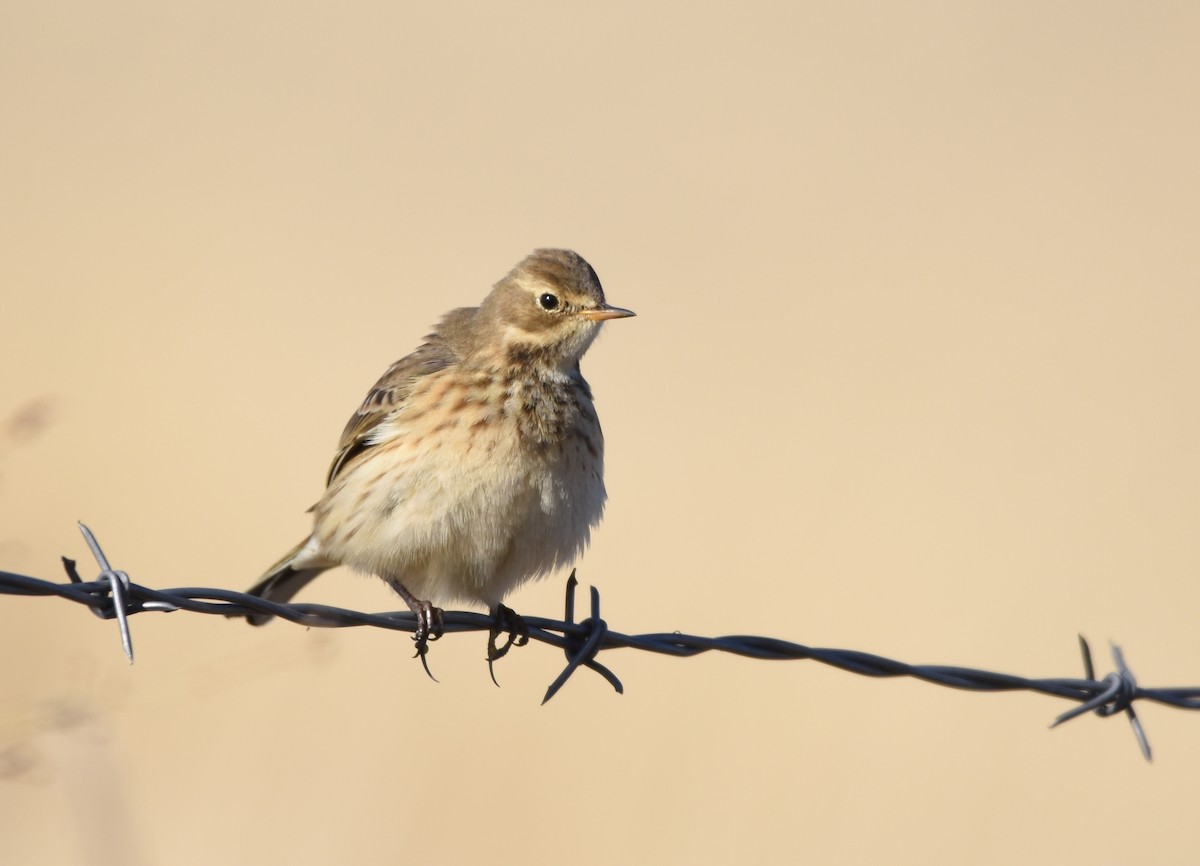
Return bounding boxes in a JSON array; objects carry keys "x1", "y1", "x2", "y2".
[{"x1": 538, "y1": 292, "x2": 560, "y2": 311}]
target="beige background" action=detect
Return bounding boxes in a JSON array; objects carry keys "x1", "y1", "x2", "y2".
[{"x1": 3, "y1": 2, "x2": 1199, "y2": 863}]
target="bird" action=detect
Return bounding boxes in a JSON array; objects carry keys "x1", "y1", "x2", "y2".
[{"x1": 239, "y1": 248, "x2": 634, "y2": 662}]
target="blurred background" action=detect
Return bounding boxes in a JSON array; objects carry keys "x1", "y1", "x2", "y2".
[{"x1": 3, "y1": 2, "x2": 1199, "y2": 863}]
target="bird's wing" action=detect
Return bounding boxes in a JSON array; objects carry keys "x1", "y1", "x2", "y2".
[{"x1": 325, "y1": 337, "x2": 458, "y2": 485}]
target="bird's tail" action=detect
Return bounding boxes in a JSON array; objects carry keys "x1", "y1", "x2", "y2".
[{"x1": 238, "y1": 537, "x2": 334, "y2": 626}]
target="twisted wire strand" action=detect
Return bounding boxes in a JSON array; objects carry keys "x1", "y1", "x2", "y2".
[{"x1": 5, "y1": 524, "x2": 1199, "y2": 760}]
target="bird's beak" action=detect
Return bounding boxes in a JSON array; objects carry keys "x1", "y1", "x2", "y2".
[{"x1": 578, "y1": 304, "x2": 636, "y2": 321}]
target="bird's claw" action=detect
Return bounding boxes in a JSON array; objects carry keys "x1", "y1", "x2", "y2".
[
  {"x1": 487, "y1": 604, "x2": 529, "y2": 686},
  {"x1": 488, "y1": 604, "x2": 529, "y2": 661},
  {"x1": 410, "y1": 602, "x2": 445, "y2": 681}
]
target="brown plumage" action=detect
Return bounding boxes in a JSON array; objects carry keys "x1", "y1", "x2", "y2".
[{"x1": 240, "y1": 249, "x2": 634, "y2": 652}]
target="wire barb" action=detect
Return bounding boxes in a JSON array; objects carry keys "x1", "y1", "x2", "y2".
[
  {"x1": 69, "y1": 522, "x2": 138, "y2": 663},
  {"x1": 1049, "y1": 636, "x2": 1152, "y2": 761},
  {"x1": 542, "y1": 573, "x2": 623, "y2": 704},
  {"x1": 3, "y1": 525, "x2": 1200, "y2": 759}
]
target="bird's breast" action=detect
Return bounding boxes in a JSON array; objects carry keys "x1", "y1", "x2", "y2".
[{"x1": 496, "y1": 367, "x2": 595, "y2": 447}]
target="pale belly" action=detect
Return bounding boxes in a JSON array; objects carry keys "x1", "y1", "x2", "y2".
[{"x1": 312, "y1": 414, "x2": 606, "y2": 608}]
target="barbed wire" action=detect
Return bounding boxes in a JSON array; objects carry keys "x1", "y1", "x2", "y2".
[{"x1": 5, "y1": 523, "x2": 1200, "y2": 761}]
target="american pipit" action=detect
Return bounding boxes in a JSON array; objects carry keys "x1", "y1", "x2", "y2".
[{"x1": 240, "y1": 249, "x2": 633, "y2": 659}]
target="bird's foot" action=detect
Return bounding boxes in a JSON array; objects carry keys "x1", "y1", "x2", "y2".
[
  {"x1": 487, "y1": 604, "x2": 529, "y2": 686},
  {"x1": 384, "y1": 577, "x2": 444, "y2": 671},
  {"x1": 411, "y1": 599, "x2": 445, "y2": 656}
]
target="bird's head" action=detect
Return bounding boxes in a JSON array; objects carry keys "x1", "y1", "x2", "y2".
[{"x1": 479, "y1": 249, "x2": 635, "y2": 370}]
